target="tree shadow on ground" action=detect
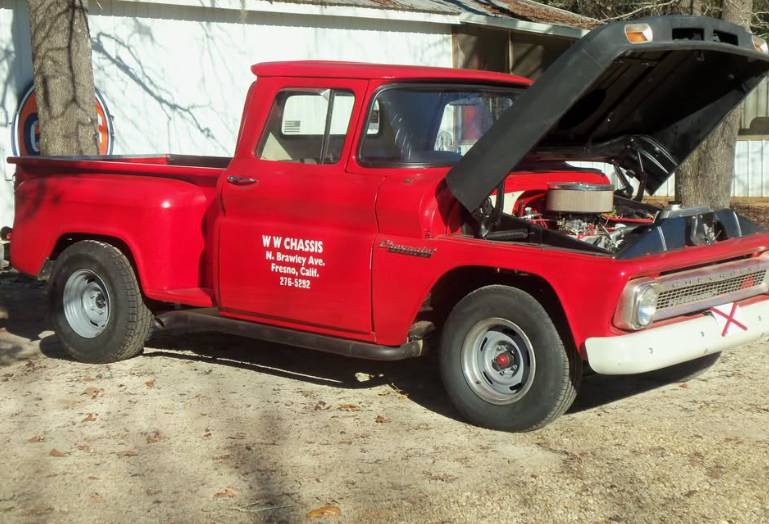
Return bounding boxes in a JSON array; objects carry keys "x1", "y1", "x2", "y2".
[
  {"x1": 41, "y1": 329, "x2": 460, "y2": 417},
  {"x1": 6, "y1": 269, "x2": 722, "y2": 425},
  {"x1": 0, "y1": 271, "x2": 49, "y2": 367},
  {"x1": 569, "y1": 353, "x2": 721, "y2": 414},
  {"x1": 39, "y1": 327, "x2": 723, "y2": 425}
]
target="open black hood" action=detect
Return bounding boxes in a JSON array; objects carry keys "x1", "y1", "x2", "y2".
[{"x1": 446, "y1": 16, "x2": 769, "y2": 212}]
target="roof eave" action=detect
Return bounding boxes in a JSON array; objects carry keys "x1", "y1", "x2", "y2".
[{"x1": 461, "y1": 13, "x2": 589, "y2": 39}]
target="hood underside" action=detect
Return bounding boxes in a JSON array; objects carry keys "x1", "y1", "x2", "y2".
[{"x1": 446, "y1": 16, "x2": 769, "y2": 212}]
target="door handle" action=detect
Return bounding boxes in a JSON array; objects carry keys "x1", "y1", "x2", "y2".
[{"x1": 227, "y1": 175, "x2": 258, "y2": 186}]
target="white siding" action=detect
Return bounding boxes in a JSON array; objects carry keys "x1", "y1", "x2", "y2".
[
  {"x1": 0, "y1": 0, "x2": 453, "y2": 226},
  {"x1": 0, "y1": 0, "x2": 33, "y2": 229},
  {"x1": 733, "y1": 139, "x2": 769, "y2": 197}
]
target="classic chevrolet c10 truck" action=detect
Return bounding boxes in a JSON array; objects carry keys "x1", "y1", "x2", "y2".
[{"x1": 6, "y1": 16, "x2": 769, "y2": 431}]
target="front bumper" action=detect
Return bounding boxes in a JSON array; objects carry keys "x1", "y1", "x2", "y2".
[{"x1": 585, "y1": 298, "x2": 769, "y2": 374}]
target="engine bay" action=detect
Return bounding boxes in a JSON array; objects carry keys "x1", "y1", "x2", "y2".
[
  {"x1": 512, "y1": 182, "x2": 655, "y2": 253},
  {"x1": 472, "y1": 173, "x2": 762, "y2": 258}
]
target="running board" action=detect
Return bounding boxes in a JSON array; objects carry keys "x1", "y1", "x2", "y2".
[{"x1": 154, "y1": 308, "x2": 423, "y2": 361}]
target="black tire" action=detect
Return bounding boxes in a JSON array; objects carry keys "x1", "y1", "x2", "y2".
[
  {"x1": 439, "y1": 285, "x2": 581, "y2": 432},
  {"x1": 49, "y1": 240, "x2": 152, "y2": 363}
]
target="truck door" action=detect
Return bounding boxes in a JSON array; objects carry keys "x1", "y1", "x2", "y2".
[{"x1": 218, "y1": 79, "x2": 380, "y2": 336}]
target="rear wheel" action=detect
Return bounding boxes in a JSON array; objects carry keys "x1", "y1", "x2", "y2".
[
  {"x1": 440, "y1": 285, "x2": 581, "y2": 431},
  {"x1": 49, "y1": 240, "x2": 152, "y2": 363}
]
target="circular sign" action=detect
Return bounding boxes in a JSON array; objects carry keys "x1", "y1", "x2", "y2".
[{"x1": 11, "y1": 84, "x2": 114, "y2": 156}]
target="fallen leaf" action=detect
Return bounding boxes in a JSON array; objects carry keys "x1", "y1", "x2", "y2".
[
  {"x1": 428, "y1": 472, "x2": 458, "y2": 483},
  {"x1": 49, "y1": 448, "x2": 67, "y2": 457},
  {"x1": 213, "y1": 487, "x2": 237, "y2": 498},
  {"x1": 27, "y1": 435, "x2": 45, "y2": 443},
  {"x1": 337, "y1": 403, "x2": 360, "y2": 412},
  {"x1": 87, "y1": 476, "x2": 99, "y2": 480},
  {"x1": 145, "y1": 430, "x2": 162, "y2": 444},
  {"x1": 354, "y1": 372, "x2": 372, "y2": 382},
  {"x1": 307, "y1": 504, "x2": 342, "y2": 519},
  {"x1": 145, "y1": 378, "x2": 156, "y2": 389},
  {"x1": 81, "y1": 376, "x2": 96, "y2": 382},
  {"x1": 82, "y1": 413, "x2": 97, "y2": 422},
  {"x1": 82, "y1": 387, "x2": 104, "y2": 399},
  {"x1": 375, "y1": 415, "x2": 389, "y2": 424},
  {"x1": 678, "y1": 383, "x2": 689, "y2": 389},
  {"x1": 115, "y1": 449, "x2": 138, "y2": 457}
]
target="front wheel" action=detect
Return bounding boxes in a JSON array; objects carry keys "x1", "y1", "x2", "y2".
[
  {"x1": 49, "y1": 240, "x2": 152, "y2": 363},
  {"x1": 440, "y1": 285, "x2": 581, "y2": 431}
]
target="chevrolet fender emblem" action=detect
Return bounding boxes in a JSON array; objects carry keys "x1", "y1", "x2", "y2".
[{"x1": 378, "y1": 240, "x2": 436, "y2": 258}]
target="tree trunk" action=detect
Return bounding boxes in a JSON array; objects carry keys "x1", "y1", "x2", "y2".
[
  {"x1": 675, "y1": 0, "x2": 753, "y2": 208},
  {"x1": 26, "y1": 0, "x2": 98, "y2": 156}
]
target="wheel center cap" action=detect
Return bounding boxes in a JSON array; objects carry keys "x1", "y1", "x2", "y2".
[{"x1": 494, "y1": 352, "x2": 512, "y2": 368}]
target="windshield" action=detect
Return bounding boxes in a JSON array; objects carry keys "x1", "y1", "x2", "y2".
[{"x1": 359, "y1": 85, "x2": 521, "y2": 167}]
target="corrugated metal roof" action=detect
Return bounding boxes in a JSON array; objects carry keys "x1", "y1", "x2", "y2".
[
  {"x1": 273, "y1": 0, "x2": 461, "y2": 15},
  {"x1": 487, "y1": 0, "x2": 598, "y2": 29},
  {"x1": 274, "y1": 0, "x2": 597, "y2": 30}
]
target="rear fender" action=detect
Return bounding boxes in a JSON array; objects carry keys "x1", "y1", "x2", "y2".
[{"x1": 11, "y1": 174, "x2": 215, "y2": 300}]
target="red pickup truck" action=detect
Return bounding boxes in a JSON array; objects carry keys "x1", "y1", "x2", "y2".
[{"x1": 8, "y1": 17, "x2": 769, "y2": 431}]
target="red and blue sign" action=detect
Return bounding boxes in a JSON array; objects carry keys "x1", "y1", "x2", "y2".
[{"x1": 11, "y1": 84, "x2": 114, "y2": 156}]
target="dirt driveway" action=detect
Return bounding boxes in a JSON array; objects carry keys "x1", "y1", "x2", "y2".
[{"x1": 1, "y1": 270, "x2": 768, "y2": 523}]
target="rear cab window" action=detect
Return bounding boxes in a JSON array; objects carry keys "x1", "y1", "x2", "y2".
[{"x1": 257, "y1": 89, "x2": 355, "y2": 165}]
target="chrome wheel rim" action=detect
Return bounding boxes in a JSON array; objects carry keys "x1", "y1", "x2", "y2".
[
  {"x1": 63, "y1": 269, "x2": 111, "y2": 338},
  {"x1": 461, "y1": 318, "x2": 536, "y2": 405}
]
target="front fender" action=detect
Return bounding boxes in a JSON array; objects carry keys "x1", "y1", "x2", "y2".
[
  {"x1": 371, "y1": 235, "x2": 630, "y2": 351},
  {"x1": 372, "y1": 232, "x2": 769, "y2": 353}
]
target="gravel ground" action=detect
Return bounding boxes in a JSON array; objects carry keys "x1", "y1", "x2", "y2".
[{"x1": 1, "y1": 270, "x2": 768, "y2": 523}]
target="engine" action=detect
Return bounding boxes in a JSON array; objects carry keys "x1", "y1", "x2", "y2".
[{"x1": 514, "y1": 182, "x2": 655, "y2": 252}]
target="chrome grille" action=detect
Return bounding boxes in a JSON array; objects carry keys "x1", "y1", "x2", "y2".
[
  {"x1": 649, "y1": 256, "x2": 769, "y2": 322},
  {"x1": 615, "y1": 255, "x2": 769, "y2": 330},
  {"x1": 657, "y1": 269, "x2": 767, "y2": 311}
]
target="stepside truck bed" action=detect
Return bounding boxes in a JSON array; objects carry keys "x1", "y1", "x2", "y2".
[{"x1": 8, "y1": 155, "x2": 227, "y2": 307}]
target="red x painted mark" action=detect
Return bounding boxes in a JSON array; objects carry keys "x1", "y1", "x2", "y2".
[
  {"x1": 710, "y1": 303, "x2": 748, "y2": 337},
  {"x1": 740, "y1": 275, "x2": 758, "y2": 290}
]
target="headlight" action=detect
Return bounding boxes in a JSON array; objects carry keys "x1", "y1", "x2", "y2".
[
  {"x1": 635, "y1": 286, "x2": 658, "y2": 327},
  {"x1": 615, "y1": 280, "x2": 660, "y2": 330}
]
